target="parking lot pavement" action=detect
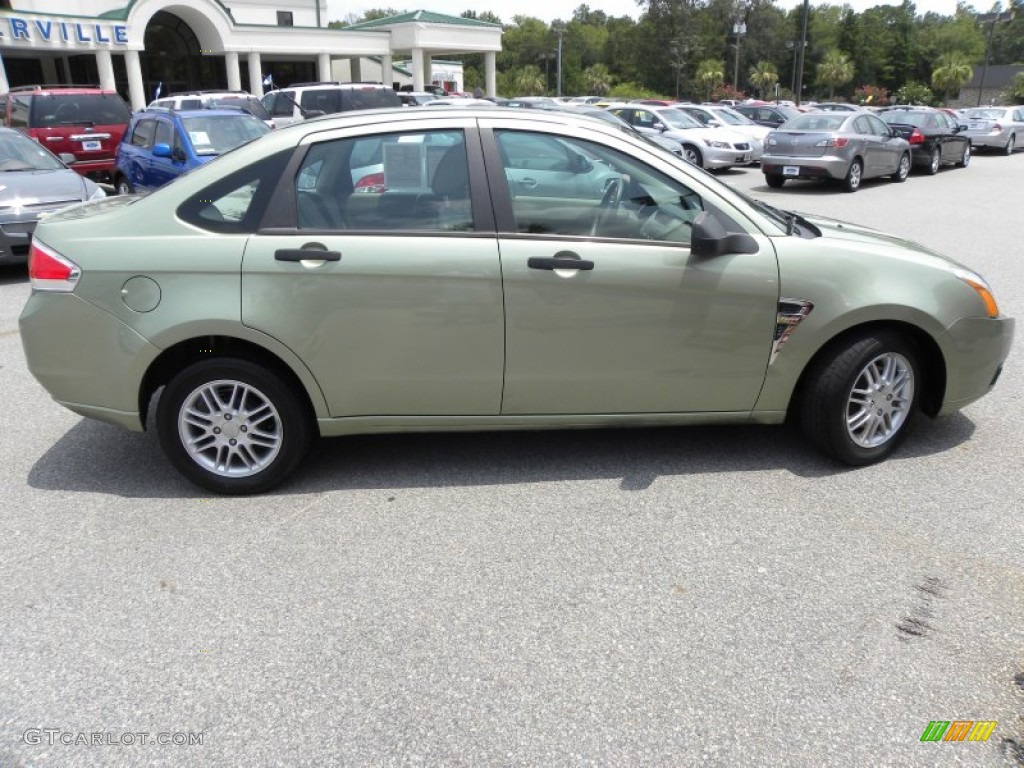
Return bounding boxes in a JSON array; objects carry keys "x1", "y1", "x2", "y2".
[{"x1": 1, "y1": 152, "x2": 1023, "y2": 767}]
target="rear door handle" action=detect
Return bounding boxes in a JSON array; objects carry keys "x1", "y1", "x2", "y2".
[
  {"x1": 528, "y1": 257, "x2": 594, "y2": 271},
  {"x1": 275, "y1": 248, "x2": 341, "y2": 262}
]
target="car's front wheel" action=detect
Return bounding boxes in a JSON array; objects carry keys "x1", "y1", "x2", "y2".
[
  {"x1": 799, "y1": 332, "x2": 920, "y2": 466},
  {"x1": 156, "y1": 358, "x2": 312, "y2": 494},
  {"x1": 115, "y1": 176, "x2": 134, "y2": 195},
  {"x1": 682, "y1": 145, "x2": 704, "y2": 168},
  {"x1": 891, "y1": 152, "x2": 910, "y2": 182},
  {"x1": 841, "y1": 158, "x2": 863, "y2": 193}
]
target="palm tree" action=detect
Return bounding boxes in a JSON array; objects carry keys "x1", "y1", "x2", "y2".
[
  {"x1": 931, "y1": 52, "x2": 973, "y2": 103},
  {"x1": 513, "y1": 65, "x2": 546, "y2": 96},
  {"x1": 696, "y1": 59, "x2": 725, "y2": 102},
  {"x1": 748, "y1": 61, "x2": 779, "y2": 100},
  {"x1": 815, "y1": 49, "x2": 854, "y2": 99},
  {"x1": 583, "y1": 64, "x2": 612, "y2": 96}
]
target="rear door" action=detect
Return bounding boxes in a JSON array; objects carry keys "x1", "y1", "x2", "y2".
[{"x1": 241, "y1": 118, "x2": 505, "y2": 418}]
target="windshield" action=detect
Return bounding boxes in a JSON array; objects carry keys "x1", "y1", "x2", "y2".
[
  {"x1": 657, "y1": 109, "x2": 704, "y2": 129},
  {"x1": 713, "y1": 107, "x2": 755, "y2": 126},
  {"x1": 207, "y1": 96, "x2": 271, "y2": 121},
  {"x1": 30, "y1": 93, "x2": 132, "y2": 127},
  {"x1": 181, "y1": 115, "x2": 271, "y2": 156},
  {"x1": 0, "y1": 131, "x2": 66, "y2": 171}
]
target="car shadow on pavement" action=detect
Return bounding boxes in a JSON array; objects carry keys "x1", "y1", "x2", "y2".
[
  {"x1": 0, "y1": 264, "x2": 28, "y2": 285},
  {"x1": 27, "y1": 412, "x2": 976, "y2": 498}
]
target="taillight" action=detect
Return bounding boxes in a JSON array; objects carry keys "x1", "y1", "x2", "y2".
[
  {"x1": 353, "y1": 172, "x2": 386, "y2": 194},
  {"x1": 29, "y1": 240, "x2": 80, "y2": 293},
  {"x1": 908, "y1": 128, "x2": 924, "y2": 145},
  {"x1": 992, "y1": 123, "x2": 1002, "y2": 133},
  {"x1": 814, "y1": 137, "x2": 849, "y2": 148}
]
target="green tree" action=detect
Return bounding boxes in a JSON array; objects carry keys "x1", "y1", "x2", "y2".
[
  {"x1": 582, "y1": 63, "x2": 613, "y2": 95},
  {"x1": 893, "y1": 80, "x2": 933, "y2": 105},
  {"x1": 513, "y1": 65, "x2": 546, "y2": 95},
  {"x1": 748, "y1": 60, "x2": 779, "y2": 99},
  {"x1": 816, "y1": 49, "x2": 855, "y2": 99},
  {"x1": 696, "y1": 59, "x2": 725, "y2": 101},
  {"x1": 931, "y1": 50, "x2": 973, "y2": 102},
  {"x1": 1006, "y1": 72, "x2": 1024, "y2": 103}
]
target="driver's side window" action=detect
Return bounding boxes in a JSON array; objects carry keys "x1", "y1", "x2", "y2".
[{"x1": 495, "y1": 129, "x2": 706, "y2": 243}]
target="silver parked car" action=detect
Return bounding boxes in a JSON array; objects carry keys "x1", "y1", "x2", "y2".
[
  {"x1": 761, "y1": 111, "x2": 911, "y2": 192},
  {"x1": 0, "y1": 127, "x2": 105, "y2": 265},
  {"x1": 957, "y1": 106, "x2": 1024, "y2": 154}
]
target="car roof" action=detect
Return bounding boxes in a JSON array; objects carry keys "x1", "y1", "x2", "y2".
[{"x1": 4, "y1": 84, "x2": 115, "y2": 95}]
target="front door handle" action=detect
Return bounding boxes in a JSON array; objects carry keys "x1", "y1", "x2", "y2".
[
  {"x1": 275, "y1": 247, "x2": 341, "y2": 262},
  {"x1": 528, "y1": 256, "x2": 594, "y2": 271}
]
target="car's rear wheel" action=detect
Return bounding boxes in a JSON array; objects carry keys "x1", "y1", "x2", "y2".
[
  {"x1": 956, "y1": 142, "x2": 970, "y2": 168},
  {"x1": 115, "y1": 176, "x2": 134, "y2": 195},
  {"x1": 682, "y1": 145, "x2": 703, "y2": 167},
  {"x1": 156, "y1": 358, "x2": 312, "y2": 494},
  {"x1": 1004, "y1": 135, "x2": 1016, "y2": 155},
  {"x1": 891, "y1": 152, "x2": 910, "y2": 182},
  {"x1": 799, "y1": 332, "x2": 920, "y2": 466},
  {"x1": 765, "y1": 174, "x2": 785, "y2": 188},
  {"x1": 842, "y1": 159, "x2": 862, "y2": 193},
  {"x1": 926, "y1": 146, "x2": 941, "y2": 175}
]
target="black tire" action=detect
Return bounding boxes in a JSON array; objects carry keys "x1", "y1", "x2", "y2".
[
  {"x1": 765, "y1": 174, "x2": 785, "y2": 188},
  {"x1": 1004, "y1": 135, "x2": 1015, "y2": 155},
  {"x1": 156, "y1": 358, "x2": 312, "y2": 494},
  {"x1": 799, "y1": 332, "x2": 920, "y2": 466},
  {"x1": 682, "y1": 145, "x2": 704, "y2": 168},
  {"x1": 891, "y1": 152, "x2": 910, "y2": 183},
  {"x1": 926, "y1": 146, "x2": 941, "y2": 175},
  {"x1": 841, "y1": 158, "x2": 863, "y2": 193},
  {"x1": 115, "y1": 176, "x2": 134, "y2": 195},
  {"x1": 956, "y1": 142, "x2": 970, "y2": 168}
]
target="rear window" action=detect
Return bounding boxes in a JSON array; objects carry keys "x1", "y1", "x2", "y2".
[
  {"x1": 881, "y1": 111, "x2": 933, "y2": 129},
  {"x1": 29, "y1": 93, "x2": 131, "y2": 127},
  {"x1": 300, "y1": 89, "x2": 341, "y2": 114},
  {"x1": 785, "y1": 114, "x2": 847, "y2": 131},
  {"x1": 342, "y1": 87, "x2": 402, "y2": 111},
  {"x1": 207, "y1": 96, "x2": 271, "y2": 121}
]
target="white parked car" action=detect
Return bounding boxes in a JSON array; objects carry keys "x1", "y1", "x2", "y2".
[{"x1": 675, "y1": 104, "x2": 770, "y2": 161}]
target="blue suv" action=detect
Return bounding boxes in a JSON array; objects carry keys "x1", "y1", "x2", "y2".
[{"x1": 113, "y1": 107, "x2": 270, "y2": 194}]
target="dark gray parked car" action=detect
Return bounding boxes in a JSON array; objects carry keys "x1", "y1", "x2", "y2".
[
  {"x1": 761, "y1": 111, "x2": 911, "y2": 192},
  {"x1": 0, "y1": 127, "x2": 105, "y2": 265}
]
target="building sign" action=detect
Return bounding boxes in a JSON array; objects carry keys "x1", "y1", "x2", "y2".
[{"x1": 0, "y1": 15, "x2": 129, "y2": 47}]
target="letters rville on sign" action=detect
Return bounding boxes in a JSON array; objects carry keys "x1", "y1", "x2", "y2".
[{"x1": 0, "y1": 15, "x2": 129, "y2": 46}]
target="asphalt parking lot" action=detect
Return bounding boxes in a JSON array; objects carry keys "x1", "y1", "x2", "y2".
[{"x1": 1, "y1": 151, "x2": 1022, "y2": 767}]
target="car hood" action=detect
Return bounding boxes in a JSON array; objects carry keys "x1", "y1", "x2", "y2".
[
  {"x1": 796, "y1": 211, "x2": 971, "y2": 271},
  {"x1": 0, "y1": 169, "x2": 90, "y2": 206},
  {"x1": 664, "y1": 126, "x2": 751, "y2": 144}
]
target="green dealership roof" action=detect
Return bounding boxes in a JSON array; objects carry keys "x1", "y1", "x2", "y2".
[{"x1": 345, "y1": 11, "x2": 501, "y2": 30}]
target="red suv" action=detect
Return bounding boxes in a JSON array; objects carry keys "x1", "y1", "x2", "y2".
[{"x1": 0, "y1": 85, "x2": 132, "y2": 183}]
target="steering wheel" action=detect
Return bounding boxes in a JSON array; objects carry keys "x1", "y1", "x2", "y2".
[{"x1": 589, "y1": 176, "x2": 625, "y2": 236}]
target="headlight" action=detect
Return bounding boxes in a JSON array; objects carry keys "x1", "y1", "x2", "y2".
[
  {"x1": 954, "y1": 268, "x2": 999, "y2": 318},
  {"x1": 703, "y1": 140, "x2": 730, "y2": 149}
]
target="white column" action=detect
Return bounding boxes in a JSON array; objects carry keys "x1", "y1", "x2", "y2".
[
  {"x1": 421, "y1": 49, "x2": 432, "y2": 87},
  {"x1": 411, "y1": 48, "x2": 424, "y2": 91},
  {"x1": 248, "y1": 52, "x2": 263, "y2": 96},
  {"x1": 318, "y1": 53, "x2": 331, "y2": 82},
  {"x1": 350, "y1": 57, "x2": 362, "y2": 82},
  {"x1": 225, "y1": 51, "x2": 241, "y2": 91},
  {"x1": 381, "y1": 54, "x2": 393, "y2": 89},
  {"x1": 124, "y1": 49, "x2": 146, "y2": 110},
  {"x1": 0, "y1": 55, "x2": 9, "y2": 94},
  {"x1": 485, "y1": 52, "x2": 496, "y2": 98},
  {"x1": 95, "y1": 50, "x2": 116, "y2": 91}
]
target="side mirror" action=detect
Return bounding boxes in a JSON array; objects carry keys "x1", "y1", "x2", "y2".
[
  {"x1": 152, "y1": 142, "x2": 173, "y2": 158},
  {"x1": 653, "y1": 121, "x2": 667, "y2": 132},
  {"x1": 708, "y1": 119, "x2": 721, "y2": 127},
  {"x1": 58, "y1": 152, "x2": 77, "y2": 165},
  {"x1": 690, "y1": 211, "x2": 759, "y2": 258}
]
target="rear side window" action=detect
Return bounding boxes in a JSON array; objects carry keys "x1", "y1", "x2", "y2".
[
  {"x1": 266, "y1": 91, "x2": 296, "y2": 118},
  {"x1": 300, "y1": 89, "x2": 341, "y2": 114},
  {"x1": 130, "y1": 119, "x2": 157, "y2": 148},
  {"x1": 29, "y1": 93, "x2": 131, "y2": 127},
  {"x1": 341, "y1": 87, "x2": 402, "y2": 111},
  {"x1": 178, "y1": 149, "x2": 292, "y2": 233}
]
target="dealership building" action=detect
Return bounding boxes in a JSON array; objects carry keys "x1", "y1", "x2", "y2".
[{"x1": 0, "y1": 0, "x2": 502, "y2": 109}]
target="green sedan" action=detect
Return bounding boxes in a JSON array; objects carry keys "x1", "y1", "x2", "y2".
[{"x1": 19, "y1": 108, "x2": 1014, "y2": 494}]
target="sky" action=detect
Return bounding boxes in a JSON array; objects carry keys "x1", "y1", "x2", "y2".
[{"x1": 325, "y1": 0, "x2": 966, "y2": 27}]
